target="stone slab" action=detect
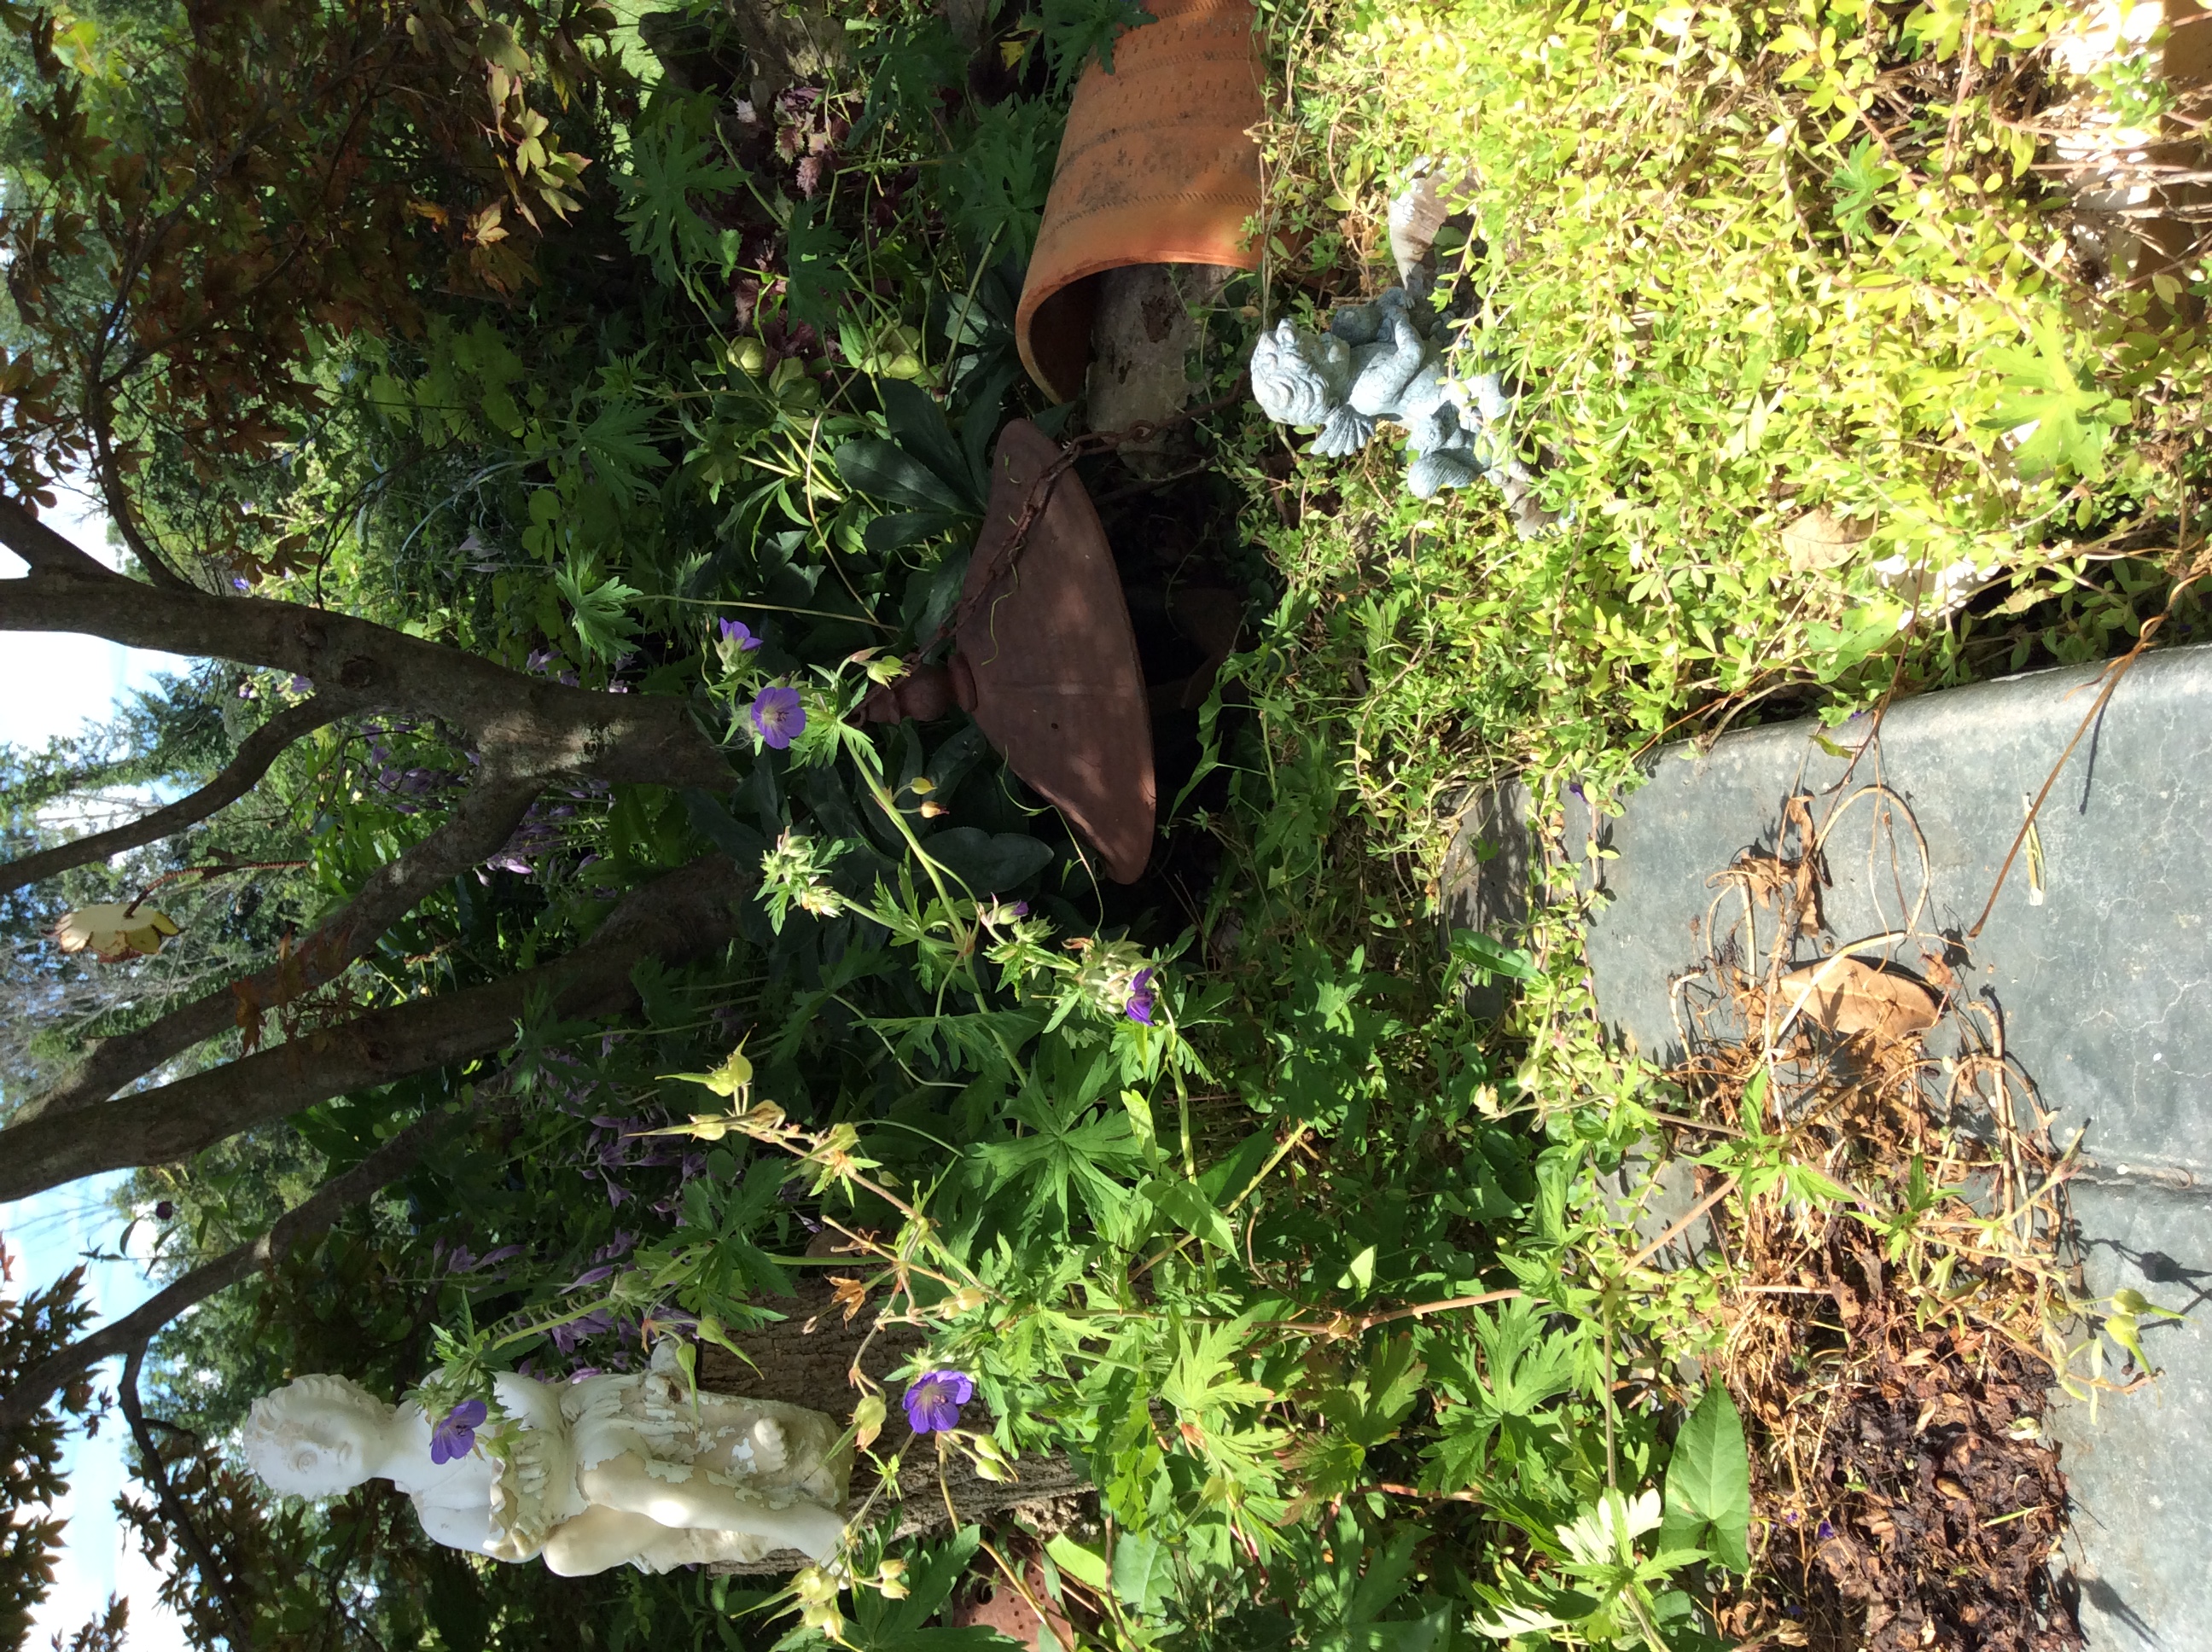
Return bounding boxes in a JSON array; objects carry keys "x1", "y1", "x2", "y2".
[
  {"x1": 2054, "y1": 1175, "x2": 2212, "y2": 1649},
  {"x1": 1444, "y1": 645, "x2": 2212, "y2": 1649}
]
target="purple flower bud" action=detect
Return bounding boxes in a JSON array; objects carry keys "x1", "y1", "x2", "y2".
[
  {"x1": 749, "y1": 685, "x2": 806, "y2": 750},
  {"x1": 1816, "y1": 1519, "x2": 1837, "y2": 1542},
  {"x1": 153, "y1": 1201, "x2": 174, "y2": 1221},
  {"x1": 718, "y1": 618, "x2": 764, "y2": 652},
  {"x1": 428, "y1": 1399, "x2": 487, "y2": 1465},
  {"x1": 902, "y1": 1370, "x2": 975, "y2": 1434},
  {"x1": 1125, "y1": 967, "x2": 1158, "y2": 1026}
]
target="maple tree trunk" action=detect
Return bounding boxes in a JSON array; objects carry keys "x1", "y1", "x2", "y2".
[
  {"x1": 0, "y1": 550, "x2": 730, "y2": 790},
  {"x1": 0, "y1": 506, "x2": 742, "y2": 1190},
  {"x1": 0, "y1": 855, "x2": 746, "y2": 1204},
  {"x1": 696, "y1": 1288, "x2": 1092, "y2": 1574}
]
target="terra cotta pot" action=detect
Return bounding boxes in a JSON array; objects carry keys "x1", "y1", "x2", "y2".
[
  {"x1": 1014, "y1": 0, "x2": 1265, "y2": 403},
  {"x1": 859, "y1": 421, "x2": 1156, "y2": 883}
]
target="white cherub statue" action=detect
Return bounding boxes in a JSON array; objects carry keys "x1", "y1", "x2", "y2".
[{"x1": 241, "y1": 1340, "x2": 852, "y2": 1575}]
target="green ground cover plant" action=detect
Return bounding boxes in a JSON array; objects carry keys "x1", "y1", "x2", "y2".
[{"x1": 0, "y1": 0, "x2": 2201, "y2": 1648}]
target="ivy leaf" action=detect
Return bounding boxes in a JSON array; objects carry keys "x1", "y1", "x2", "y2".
[{"x1": 1660, "y1": 1386, "x2": 1751, "y2": 1572}]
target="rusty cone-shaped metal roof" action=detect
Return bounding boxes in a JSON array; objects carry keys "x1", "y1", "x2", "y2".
[
  {"x1": 864, "y1": 421, "x2": 1155, "y2": 883},
  {"x1": 959, "y1": 421, "x2": 1155, "y2": 883}
]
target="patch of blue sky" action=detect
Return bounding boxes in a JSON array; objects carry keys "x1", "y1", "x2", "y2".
[{"x1": 3, "y1": 493, "x2": 199, "y2": 1650}]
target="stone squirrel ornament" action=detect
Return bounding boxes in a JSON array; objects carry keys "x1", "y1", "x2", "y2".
[{"x1": 241, "y1": 1339, "x2": 851, "y2": 1575}]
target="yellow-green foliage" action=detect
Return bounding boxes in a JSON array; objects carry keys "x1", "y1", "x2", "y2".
[{"x1": 1244, "y1": 0, "x2": 2208, "y2": 842}]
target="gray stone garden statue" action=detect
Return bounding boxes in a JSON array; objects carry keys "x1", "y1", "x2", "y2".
[
  {"x1": 242, "y1": 1339, "x2": 851, "y2": 1574},
  {"x1": 1249, "y1": 172, "x2": 1554, "y2": 535},
  {"x1": 1250, "y1": 274, "x2": 1545, "y2": 532}
]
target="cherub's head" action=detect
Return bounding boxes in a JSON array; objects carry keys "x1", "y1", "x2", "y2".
[
  {"x1": 241, "y1": 1375, "x2": 393, "y2": 1498},
  {"x1": 1250, "y1": 320, "x2": 1353, "y2": 428}
]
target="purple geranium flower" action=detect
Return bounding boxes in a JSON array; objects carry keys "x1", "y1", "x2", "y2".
[
  {"x1": 428, "y1": 1399, "x2": 487, "y2": 1465},
  {"x1": 750, "y1": 686, "x2": 806, "y2": 750},
  {"x1": 902, "y1": 1370, "x2": 974, "y2": 1434},
  {"x1": 718, "y1": 618, "x2": 764, "y2": 652},
  {"x1": 1125, "y1": 968, "x2": 1158, "y2": 1026}
]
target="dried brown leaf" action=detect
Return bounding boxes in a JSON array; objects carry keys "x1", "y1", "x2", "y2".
[
  {"x1": 1781, "y1": 506, "x2": 1877, "y2": 573},
  {"x1": 1781, "y1": 957, "x2": 1940, "y2": 1040}
]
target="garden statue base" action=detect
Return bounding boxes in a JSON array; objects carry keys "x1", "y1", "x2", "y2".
[{"x1": 243, "y1": 1339, "x2": 852, "y2": 1576}]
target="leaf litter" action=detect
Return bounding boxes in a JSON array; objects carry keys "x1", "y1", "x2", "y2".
[{"x1": 1661, "y1": 782, "x2": 2122, "y2": 1650}]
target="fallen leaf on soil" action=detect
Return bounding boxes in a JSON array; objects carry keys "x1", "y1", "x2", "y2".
[{"x1": 1780, "y1": 957, "x2": 1940, "y2": 1039}]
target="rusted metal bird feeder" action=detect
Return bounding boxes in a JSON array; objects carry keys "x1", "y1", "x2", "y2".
[{"x1": 860, "y1": 421, "x2": 1156, "y2": 884}]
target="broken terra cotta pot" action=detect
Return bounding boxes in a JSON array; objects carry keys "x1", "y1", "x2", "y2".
[{"x1": 860, "y1": 420, "x2": 1156, "y2": 883}]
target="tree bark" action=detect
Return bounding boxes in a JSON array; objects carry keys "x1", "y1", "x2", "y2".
[
  {"x1": 0, "y1": 558, "x2": 731, "y2": 789},
  {"x1": 0, "y1": 853, "x2": 747, "y2": 1202},
  {"x1": 15, "y1": 775, "x2": 545, "y2": 1122},
  {"x1": 696, "y1": 1288, "x2": 1092, "y2": 1574},
  {"x1": 0, "y1": 1086, "x2": 521, "y2": 1434},
  {"x1": 0, "y1": 496, "x2": 119, "y2": 581},
  {"x1": 0, "y1": 696, "x2": 355, "y2": 894}
]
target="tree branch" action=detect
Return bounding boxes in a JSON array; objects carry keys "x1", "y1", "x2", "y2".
[
  {"x1": 117, "y1": 1345, "x2": 259, "y2": 1652},
  {"x1": 0, "y1": 854, "x2": 743, "y2": 1202},
  {"x1": 0, "y1": 697, "x2": 352, "y2": 895},
  {"x1": 85, "y1": 409, "x2": 192, "y2": 593},
  {"x1": 0, "y1": 494, "x2": 123, "y2": 583},
  {"x1": 0, "y1": 1085, "x2": 525, "y2": 1434},
  {"x1": 0, "y1": 574, "x2": 731, "y2": 787},
  {"x1": 15, "y1": 774, "x2": 545, "y2": 1122}
]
